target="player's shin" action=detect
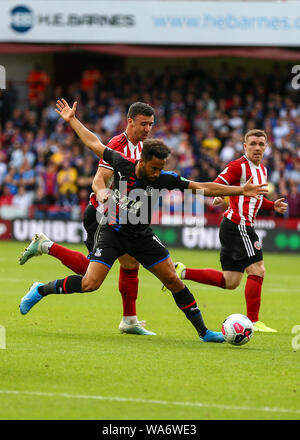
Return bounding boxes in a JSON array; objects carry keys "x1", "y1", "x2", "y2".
[
  {"x1": 245, "y1": 275, "x2": 263, "y2": 322},
  {"x1": 172, "y1": 286, "x2": 207, "y2": 337},
  {"x1": 119, "y1": 267, "x2": 138, "y2": 318},
  {"x1": 38, "y1": 275, "x2": 83, "y2": 295}
]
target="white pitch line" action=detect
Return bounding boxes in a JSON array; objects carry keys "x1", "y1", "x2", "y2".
[{"x1": 0, "y1": 389, "x2": 299, "y2": 416}]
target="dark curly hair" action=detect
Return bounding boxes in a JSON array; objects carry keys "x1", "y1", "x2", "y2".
[{"x1": 141, "y1": 139, "x2": 170, "y2": 162}]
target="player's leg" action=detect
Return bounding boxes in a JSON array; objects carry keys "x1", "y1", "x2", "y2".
[
  {"x1": 239, "y1": 224, "x2": 277, "y2": 333},
  {"x1": 19, "y1": 232, "x2": 90, "y2": 274},
  {"x1": 149, "y1": 257, "x2": 224, "y2": 342},
  {"x1": 19, "y1": 261, "x2": 111, "y2": 315},
  {"x1": 19, "y1": 227, "x2": 122, "y2": 315},
  {"x1": 132, "y1": 234, "x2": 224, "y2": 343},
  {"x1": 117, "y1": 254, "x2": 155, "y2": 336},
  {"x1": 244, "y1": 260, "x2": 276, "y2": 332},
  {"x1": 171, "y1": 263, "x2": 243, "y2": 290},
  {"x1": 162, "y1": 217, "x2": 244, "y2": 291},
  {"x1": 18, "y1": 204, "x2": 98, "y2": 273}
]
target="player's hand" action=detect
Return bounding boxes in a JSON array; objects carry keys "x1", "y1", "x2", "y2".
[
  {"x1": 243, "y1": 176, "x2": 268, "y2": 199},
  {"x1": 274, "y1": 198, "x2": 288, "y2": 214},
  {"x1": 96, "y1": 189, "x2": 109, "y2": 204},
  {"x1": 212, "y1": 196, "x2": 224, "y2": 206},
  {"x1": 55, "y1": 98, "x2": 77, "y2": 122}
]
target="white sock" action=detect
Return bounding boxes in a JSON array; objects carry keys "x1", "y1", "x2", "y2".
[
  {"x1": 41, "y1": 240, "x2": 54, "y2": 254},
  {"x1": 123, "y1": 316, "x2": 138, "y2": 325}
]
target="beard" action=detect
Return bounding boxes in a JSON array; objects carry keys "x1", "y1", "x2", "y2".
[{"x1": 139, "y1": 167, "x2": 158, "y2": 185}]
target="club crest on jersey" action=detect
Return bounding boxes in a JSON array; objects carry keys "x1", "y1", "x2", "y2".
[
  {"x1": 94, "y1": 248, "x2": 103, "y2": 257},
  {"x1": 254, "y1": 241, "x2": 262, "y2": 250}
]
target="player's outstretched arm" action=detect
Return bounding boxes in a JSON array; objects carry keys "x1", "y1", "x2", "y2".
[
  {"x1": 55, "y1": 99, "x2": 106, "y2": 159},
  {"x1": 188, "y1": 176, "x2": 268, "y2": 199}
]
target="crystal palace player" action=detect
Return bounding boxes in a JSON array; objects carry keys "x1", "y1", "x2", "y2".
[
  {"x1": 19, "y1": 100, "x2": 268, "y2": 344},
  {"x1": 19, "y1": 102, "x2": 156, "y2": 336},
  {"x1": 170, "y1": 129, "x2": 288, "y2": 333}
]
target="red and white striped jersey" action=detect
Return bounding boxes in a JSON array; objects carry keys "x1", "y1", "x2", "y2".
[
  {"x1": 214, "y1": 155, "x2": 269, "y2": 227},
  {"x1": 90, "y1": 132, "x2": 143, "y2": 210},
  {"x1": 98, "y1": 132, "x2": 143, "y2": 171}
]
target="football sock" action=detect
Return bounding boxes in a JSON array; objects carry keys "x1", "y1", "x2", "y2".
[
  {"x1": 118, "y1": 266, "x2": 139, "y2": 317},
  {"x1": 38, "y1": 275, "x2": 83, "y2": 296},
  {"x1": 123, "y1": 316, "x2": 138, "y2": 325},
  {"x1": 49, "y1": 243, "x2": 90, "y2": 276},
  {"x1": 184, "y1": 268, "x2": 226, "y2": 288},
  {"x1": 172, "y1": 286, "x2": 207, "y2": 337},
  {"x1": 41, "y1": 239, "x2": 53, "y2": 253},
  {"x1": 244, "y1": 275, "x2": 263, "y2": 322}
]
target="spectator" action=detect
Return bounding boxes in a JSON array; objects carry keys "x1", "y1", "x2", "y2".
[
  {"x1": 56, "y1": 159, "x2": 78, "y2": 196},
  {"x1": 32, "y1": 186, "x2": 50, "y2": 219},
  {"x1": 3, "y1": 167, "x2": 21, "y2": 195},
  {"x1": 0, "y1": 150, "x2": 8, "y2": 184},
  {"x1": 0, "y1": 185, "x2": 13, "y2": 207},
  {"x1": 286, "y1": 182, "x2": 300, "y2": 217},
  {"x1": 1, "y1": 61, "x2": 300, "y2": 223},
  {"x1": 202, "y1": 129, "x2": 222, "y2": 157},
  {"x1": 27, "y1": 64, "x2": 50, "y2": 102},
  {"x1": 101, "y1": 106, "x2": 121, "y2": 134},
  {"x1": 80, "y1": 66, "x2": 101, "y2": 92},
  {"x1": 41, "y1": 162, "x2": 58, "y2": 204},
  {"x1": 19, "y1": 159, "x2": 36, "y2": 198},
  {"x1": 12, "y1": 185, "x2": 33, "y2": 213}
]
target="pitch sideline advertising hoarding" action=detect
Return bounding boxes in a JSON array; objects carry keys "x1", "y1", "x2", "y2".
[
  {"x1": 4, "y1": 218, "x2": 300, "y2": 253},
  {"x1": 1, "y1": 1, "x2": 300, "y2": 46}
]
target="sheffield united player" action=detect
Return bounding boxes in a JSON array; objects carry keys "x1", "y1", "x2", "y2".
[
  {"x1": 19, "y1": 102, "x2": 156, "y2": 336},
  {"x1": 20, "y1": 100, "x2": 268, "y2": 344},
  {"x1": 171, "y1": 129, "x2": 288, "y2": 333}
]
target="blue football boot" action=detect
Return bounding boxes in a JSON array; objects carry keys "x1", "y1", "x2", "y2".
[
  {"x1": 200, "y1": 329, "x2": 225, "y2": 343},
  {"x1": 20, "y1": 282, "x2": 44, "y2": 315}
]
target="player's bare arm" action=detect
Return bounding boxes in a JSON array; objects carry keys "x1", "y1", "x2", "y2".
[
  {"x1": 55, "y1": 99, "x2": 106, "y2": 158},
  {"x1": 188, "y1": 176, "x2": 267, "y2": 199},
  {"x1": 92, "y1": 167, "x2": 113, "y2": 203}
]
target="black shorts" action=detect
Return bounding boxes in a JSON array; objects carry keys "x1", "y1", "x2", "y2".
[
  {"x1": 89, "y1": 225, "x2": 170, "y2": 270},
  {"x1": 83, "y1": 204, "x2": 98, "y2": 253},
  {"x1": 219, "y1": 217, "x2": 263, "y2": 273}
]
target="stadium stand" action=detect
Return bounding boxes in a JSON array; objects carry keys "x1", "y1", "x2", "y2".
[{"x1": 0, "y1": 61, "x2": 299, "y2": 220}]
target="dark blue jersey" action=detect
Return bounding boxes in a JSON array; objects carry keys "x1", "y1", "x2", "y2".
[{"x1": 102, "y1": 147, "x2": 190, "y2": 237}]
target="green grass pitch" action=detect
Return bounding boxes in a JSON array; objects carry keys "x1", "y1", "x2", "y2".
[{"x1": 0, "y1": 241, "x2": 299, "y2": 420}]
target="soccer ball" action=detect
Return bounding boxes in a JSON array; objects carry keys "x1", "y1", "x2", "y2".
[{"x1": 222, "y1": 314, "x2": 254, "y2": 346}]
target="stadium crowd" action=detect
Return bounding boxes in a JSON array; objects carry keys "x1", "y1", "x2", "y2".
[{"x1": 0, "y1": 61, "x2": 300, "y2": 220}]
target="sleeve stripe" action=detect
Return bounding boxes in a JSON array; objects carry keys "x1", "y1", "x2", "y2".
[
  {"x1": 218, "y1": 175, "x2": 230, "y2": 185},
  {"x1": 98, "y1": 164, "x2": 113, "y2": 170}
]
